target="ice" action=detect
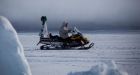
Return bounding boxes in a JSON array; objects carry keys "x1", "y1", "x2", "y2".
[
  {"x1": 68, "y1": 61, "x2": 128, "y2": 75},
  {"x1": 17, "y1": 32, "x2": 140, "y2": 75},
  {"x1": 0, "y1": 16, "x2": 32, "y2": 75},
  {"x1": 0, "y1": 17, "x2": 139, "y2": 75}
]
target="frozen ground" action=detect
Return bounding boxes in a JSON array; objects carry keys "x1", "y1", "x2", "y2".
[{"x1": 18, "y1": 32, "x2": 140, "y2": 75}]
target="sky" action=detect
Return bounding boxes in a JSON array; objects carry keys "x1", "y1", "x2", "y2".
[{"x1": 0, "y1": 0, "x2": 140, "y2": 32}]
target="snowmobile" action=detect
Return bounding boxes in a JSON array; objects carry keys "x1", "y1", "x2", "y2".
[{"x1": 37, "y1": 17, "x2": 94, "y2": 50}]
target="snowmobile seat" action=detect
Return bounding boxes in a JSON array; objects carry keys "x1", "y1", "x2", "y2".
[{"x1": 40, "y1": 37, "x2": 51, "y2": 42}]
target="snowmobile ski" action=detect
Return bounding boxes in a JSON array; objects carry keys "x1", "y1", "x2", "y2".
[{"x1": 39, "y1": 43, "x2": 94, "y2": 50}]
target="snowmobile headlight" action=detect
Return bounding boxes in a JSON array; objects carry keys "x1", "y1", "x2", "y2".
[
  {"x1": 84, "y1": 38, "x2": 89, "y2": 43},
  {"x1": 84, "y1": 38, "x2": 87, "y2": 40}
]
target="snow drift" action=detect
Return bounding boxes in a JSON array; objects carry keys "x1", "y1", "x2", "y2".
[
  {"x1": 68, "y1": 61, "x2": 128, "y2": 75},
  {"x1": 0, "y1": 16, "x2": 32, "y2": 75}
]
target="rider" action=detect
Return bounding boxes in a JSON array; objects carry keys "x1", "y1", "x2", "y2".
[
  {"x1": 41, "y1": 16, "x2": 47, "y2": 25},
  {"x1": 59, "y1": 21, "x2": 71, "y2": 43},
  {"x1": 39, "y1": 16, "x2": 48, "y2": 38}
]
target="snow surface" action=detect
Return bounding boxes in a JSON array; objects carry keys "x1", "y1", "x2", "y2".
[
  {"x1": 18, "y1": 32, "x2": 140, "y2": 75},
  {"x1": 0, "y1": 16, "x2": 32, "y2": 75},
  {"x1": 68, "y1": 61, "x2": 128, "y2": 75}
]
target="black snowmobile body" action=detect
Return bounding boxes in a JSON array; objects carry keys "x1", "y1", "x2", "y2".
[{"x1": 37, "y1": 31, "x2": 94, "y2": 50}]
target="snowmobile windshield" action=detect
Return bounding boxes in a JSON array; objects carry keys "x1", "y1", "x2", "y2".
[{"x1": 72, "y1": 27, "x2": 82, "y2": 35}]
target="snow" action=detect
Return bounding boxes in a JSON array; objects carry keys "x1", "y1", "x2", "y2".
[
  {"x1": 0, "y1": 16, "x2": 32, "y2": 75},
  {"x1": 18, "y1": 32, "x2": 140, "y2": 75},
  {"x1": 1, "y1": 17, "x2": 139, "y2": 75},
  {"x1": 68, "y1": 61, "x2": 128, "y2": 75}
]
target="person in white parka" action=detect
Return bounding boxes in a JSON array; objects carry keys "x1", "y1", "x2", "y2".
[{"x1": 0, "y1": 16, "x2": 32, "y2": 75}]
